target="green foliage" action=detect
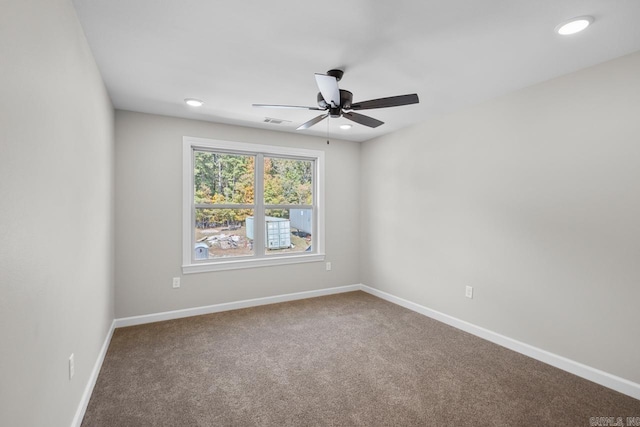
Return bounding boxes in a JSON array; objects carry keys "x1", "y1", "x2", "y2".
[
  {"x1": 194, "y1": 152, "x2": 254, "y2": 204},
  {"x1": 194, "y1": 151, "x2": 312, "y2": 226},
  {"x1": 194, "y1": 152, "x2": 254, "y2": 226},
  {"x1": 264, "y1": 157, "x2": 312, "y2": 205}
]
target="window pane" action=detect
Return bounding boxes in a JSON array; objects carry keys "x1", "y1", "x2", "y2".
[
  {"x1": 194, "y1": 151, "x2": 254, "y2": 204},
  {"x1": 264, "y1": 157, "x2": 313, "y2": 205},
  {"x1": 195, "y1": 208, "x2": 254, "y2": 259},
  {"x1": 264, "y1": 209, "x2": 313, "y2": 255}
]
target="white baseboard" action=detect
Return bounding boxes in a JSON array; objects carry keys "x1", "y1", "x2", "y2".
[
  {"x1": 71, "y1": 319, "x2": 116, "y2": 427},
  {"x1": 114, "y1": 284, "x2": 361, "y2": 328},
  {"x1": 359, "y1": 284, "x2": 640, "y2": 401}
]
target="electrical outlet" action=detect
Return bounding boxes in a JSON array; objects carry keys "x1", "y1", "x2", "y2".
[
  {"x1": 465, "y1": 286, "x2": 473, "y2": 299},
  {"x1": 172, "y1": 277, "x2": 180, "y2": 288},
  {"x1": 69, "y1": 353, "x2": 75, "y2": 380},
  {"x1": 326, "y1": 262, "x2": 332, "y2": 271}
]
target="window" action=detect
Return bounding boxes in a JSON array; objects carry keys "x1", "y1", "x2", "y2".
[{"x1": 183, "y1": 137, "x2": 325, "y2": 273}]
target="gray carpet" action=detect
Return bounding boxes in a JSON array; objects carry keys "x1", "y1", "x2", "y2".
[{"x1": 82, "y1": 291, "x2": 640, "y2": 426}]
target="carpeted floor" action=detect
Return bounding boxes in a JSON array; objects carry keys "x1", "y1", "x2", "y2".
[{"x1": 82, "y1": 291, "x2": 640, "y2": 426}]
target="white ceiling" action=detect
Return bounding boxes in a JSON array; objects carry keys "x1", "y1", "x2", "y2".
[{"x1": 72, "y1": 0, "x2": 640, "y2": 142}]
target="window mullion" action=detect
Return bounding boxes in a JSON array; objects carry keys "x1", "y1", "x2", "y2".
[
  {"x1": 254, "y1": 153, "x2": 265, "y2": 257},
  {"x1": 195, "y1": 203, "x2": 254, "y2": 209},
  {"x1": 264, "y1": 204, "x2": 313, "y2": 210}
]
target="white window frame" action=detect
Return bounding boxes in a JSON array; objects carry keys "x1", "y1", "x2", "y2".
[{"x1": 182, "y1": 136, "x2": 325, "y2": 273}]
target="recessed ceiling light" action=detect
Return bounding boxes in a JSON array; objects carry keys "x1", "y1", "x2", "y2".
[
  {"x1": 184, "y1": 98, "x2": 204, "y2": 107},
  {"x1": 340, "y1": 124, "x2": 352, "y2": 130},
  {"x1": 555, "y1": 16, "x2": 594, "y2": 35}
]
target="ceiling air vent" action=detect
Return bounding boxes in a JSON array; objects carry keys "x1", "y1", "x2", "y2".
[{"x1": 263, "y1": 117, "x2": 291, "y2": 125}]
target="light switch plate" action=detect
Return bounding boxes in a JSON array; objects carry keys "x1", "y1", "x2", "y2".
[{"x1": 465, "y1": 286, "x2": 473, "y2": 299}]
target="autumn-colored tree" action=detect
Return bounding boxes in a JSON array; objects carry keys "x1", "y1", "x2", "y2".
[{"x1": 194, "y1": 151, "x2": 312, "y2": 226}]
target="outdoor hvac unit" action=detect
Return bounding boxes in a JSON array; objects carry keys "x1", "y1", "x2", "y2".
[{"x1": 246, "y1": 216, "x2": 291, "y2": 249}]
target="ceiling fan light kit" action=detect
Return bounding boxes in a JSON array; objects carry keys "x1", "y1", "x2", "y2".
[{"x1": 253, "y1": 69, "x2": 419, "y2": 131}]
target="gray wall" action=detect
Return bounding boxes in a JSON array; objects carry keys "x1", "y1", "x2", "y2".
[
  {"x1": 114, "y1": 111, "x2": 360, "y2": 318},
  {"x1": 2, "y1": 3, "x2": 638, "y2": 423},
  {"x1": 360, "y1": 52, "x2": 640, "y2": 383},
  {"x1": 0, "y1": 1, "x2": 115, "y2": 426}
]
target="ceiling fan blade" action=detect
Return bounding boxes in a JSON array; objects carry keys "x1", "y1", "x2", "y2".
[
  {"x1": 314, "y1": 73, "x2": 341, "y2": 108},
  {"x1": 252, "y1": 103, "x2": 325, "y2": 111},
  {"x1": 350, "y1": 94, "x2": 419, "y2": 110},
  {"x1": 296, "y1": 114, "x2": 329, "y2": 130},
  {"x1": 343, "y1": 111, "x2": 384, "y2": 128}
]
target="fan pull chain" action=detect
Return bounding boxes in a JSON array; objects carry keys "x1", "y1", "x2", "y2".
[{"x1": 326, "y1": 115, "x2": 330, "y2": 145}]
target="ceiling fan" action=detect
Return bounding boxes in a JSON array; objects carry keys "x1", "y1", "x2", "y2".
[{"x1": 253, "y1": 69, "x2": 419, "y2": 130}]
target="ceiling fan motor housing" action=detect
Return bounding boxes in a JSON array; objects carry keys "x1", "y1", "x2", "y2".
[{"x1": 317, "y1": 89, "x2": 353, "y2": 117}]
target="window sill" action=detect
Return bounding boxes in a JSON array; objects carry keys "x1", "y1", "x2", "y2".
[{"x1": 182, "y1": 253, "x2": 326, "y2": 274}]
